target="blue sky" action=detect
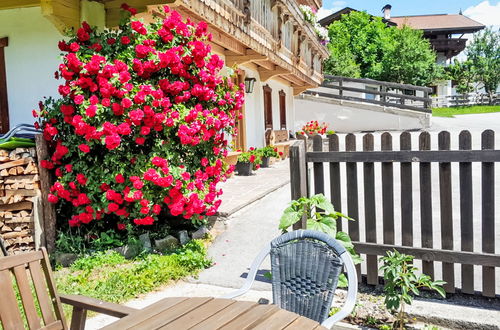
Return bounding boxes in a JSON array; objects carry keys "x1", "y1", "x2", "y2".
[{"x1": 318, "y1": 0, "x2": 500, "y2": 27}]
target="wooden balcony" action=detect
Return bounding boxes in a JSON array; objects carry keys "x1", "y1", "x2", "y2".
[
  {"x1": 159, "y1": 0, "x2": 329, "y2": 93},
  {"x1": 429, "y1": 38, "x2": 467, "y2": 58}
]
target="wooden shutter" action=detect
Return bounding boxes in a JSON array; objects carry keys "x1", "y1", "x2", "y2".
[
  {"x1": 263, "y1": 85, "x2": 273, "y2": 129},
  {"x1": 279, "y1": 90, "x2": 286, "y2": 129},
  {"x1": 0, "y1": 37, "x2": 9, "y2": 134}
]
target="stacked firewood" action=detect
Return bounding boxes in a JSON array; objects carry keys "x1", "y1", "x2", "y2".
[{"x1": 0, "y1": 148, "x2": 40, "y2": 254}]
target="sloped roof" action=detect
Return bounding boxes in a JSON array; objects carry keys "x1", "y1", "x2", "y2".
[
  {"x1": 318, "y1": 7, "x2": 396, "y2": 27},
  {"x1": 389, "y1": 14, "x2": 485, "y2": 33}
]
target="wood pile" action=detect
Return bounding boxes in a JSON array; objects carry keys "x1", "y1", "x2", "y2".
[{"x1": 0, "y1": 148, "x2": 40, "y2": 254}]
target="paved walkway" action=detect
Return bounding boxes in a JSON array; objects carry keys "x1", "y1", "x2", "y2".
[{"x1": 216, "y1": 159, "x2": 290, "y2": 217}]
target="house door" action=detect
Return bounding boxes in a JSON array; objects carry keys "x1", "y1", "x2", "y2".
[
  {"x1": 279, "y1": 90, "x2": 286, "y2": 129},
  {"x1": 263, "y1": 85, "x2": 273, "y2": 129},
  {"x1": 0, "y1": 38, "x2": 9, "y2": 134}
]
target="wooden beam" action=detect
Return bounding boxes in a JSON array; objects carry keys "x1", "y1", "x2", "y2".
[
  {"x1": 210, "y1": 30, "x2": 246, "y2": 55},
  {"x1": 253, "y1": 60, "x2": 274, "y2": 71},
  {"x1": 0, "y1": 0, "x2": 39, "y2": 10},
  {"x1": 41, "y1": 0, "x2": 79, "y2": 34},
  {"x1": 105, "y1": 0, "x2": 176, "y2": 27},
  {"x1": 259, "y1": 67, "x2": 290, "y2": 82},
  {"x1": 225, "y1": 54, "x2": 268, "y2": 67},
  {"x1": 293, "y1": 85, "x2": 314, "y2": 96}
]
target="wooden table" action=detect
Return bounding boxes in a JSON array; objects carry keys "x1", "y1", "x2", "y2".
[{"x1": 101, "y1": 297, "x2": 328, "y2": 330}]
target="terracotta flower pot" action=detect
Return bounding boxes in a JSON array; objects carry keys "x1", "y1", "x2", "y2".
[{"x1": 236, "y1": 161, "x2": 253, "y2": 176}]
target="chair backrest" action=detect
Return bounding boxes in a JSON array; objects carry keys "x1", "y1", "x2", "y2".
[
  {"x1": 273, "y1": 130, "x2": 289, "y2": 143},
  {"x1": 0, "y1": 248, "x2": 67, "y2": 330},
  {"x1": 270, "y1": 230, "x2": 346, "y2": 324}
]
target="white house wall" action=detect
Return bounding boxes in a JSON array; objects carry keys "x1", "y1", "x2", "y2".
[
  {"x1": 0, "y1": 7, "x2": 63, "y2": 128},
  {"x1": 239, "y1": 64, "x2": 294, "y2": 149}
]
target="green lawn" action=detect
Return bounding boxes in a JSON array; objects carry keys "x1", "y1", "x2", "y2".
[
  {"x1": 54, "y1": 240, "x2": 211, "y2": 320},
  {"x1": 432, "y1": 105, "x2": 500, "y2": 118}
]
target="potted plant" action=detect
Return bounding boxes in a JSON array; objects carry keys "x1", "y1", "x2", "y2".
[
  {"x1": 236, "y1": 149, "x2": 261, "y2": 176},
  {"x1": 299, "y1": 120, "x2": 329, "y2": 138},
  {"x1": 257, "y1": 146, "x2": 279, "y2": 168}
]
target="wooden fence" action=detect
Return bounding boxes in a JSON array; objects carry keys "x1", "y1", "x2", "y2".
[
  {"x1": 289, "y1": 131, "x2": 500, "y2": 297},
  {"x1": 303, "y1": 75, "x2": 433, "y2": 113},
  {"x1": 432, "y1": 93, "x2": 500, "y2": 108}
]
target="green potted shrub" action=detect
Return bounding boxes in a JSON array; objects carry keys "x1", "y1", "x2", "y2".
[
  {"x1": 257, "y1": 146, "x2": 279, "y2": 168},
  {"x1": 236, "y1": 149, "x2": 261, "y2": 176}
]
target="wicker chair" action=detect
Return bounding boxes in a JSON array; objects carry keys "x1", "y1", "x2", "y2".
[{"x1": 222, "y1": 230, "x2": 357, "y2": 329}]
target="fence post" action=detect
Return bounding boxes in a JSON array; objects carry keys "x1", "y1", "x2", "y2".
[
  {"x1": 289, "y1": 140, "x2": 308, "y2": 229},
  {"x1": 423, "y1": 90, "x2": 430, "y2": 109},
  {"x1": 35, "y1": 134, "x2": 56, "y2": 253}
]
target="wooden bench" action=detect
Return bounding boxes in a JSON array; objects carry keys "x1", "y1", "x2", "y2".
[
  {"x1": 266, "y1": 129, "x2": 293, "y2": 160},
  {"x1": 0, "y1": 248, "x2": 136, "y2": 330}
]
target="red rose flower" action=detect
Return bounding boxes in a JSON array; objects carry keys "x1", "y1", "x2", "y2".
[
  {"x1": 121, "y1": 36, "x2": 131, "y2": 45},
  {"x1": 79, "y1": 144, "x2": 90, "y2": 153},
  {"x1": 115, "y1": 174, "x2": 125, "y2": 183},
  {"x1": 48, "y1": 194, "x2": 59, "y2": 203}
]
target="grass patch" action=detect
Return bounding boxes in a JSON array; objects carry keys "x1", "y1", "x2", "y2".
[
  {"x1": 432, "y1": 105, "x2": 500, "y2": 118},
  {"x1": 54, "y1": 240, "x2": 211, "y2": 319}
]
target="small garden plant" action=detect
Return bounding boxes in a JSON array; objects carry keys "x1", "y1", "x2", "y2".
[
  {"x1": 237, "y1": 148, "x2": 262, "y2": 168},
  {"x1": 299, "y1": 120, "x2": 329, "y2": 136},
  {"x1": 257, "y1": 145, "x2": 279, "y2": 158},
  {"x1": 279, "y1": 194, "x2": 361, "y2": 287},
  {"x1": 380, "y1": 250, "x2": 446, "y2": 330}
]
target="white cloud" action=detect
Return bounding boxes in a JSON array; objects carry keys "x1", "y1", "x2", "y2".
[
  {"x1": 463, "y1": 1, "x2": 500, "y2": 29},
  {"x1": 317, "y1": 6, "x2": 344, "y2": 19}
]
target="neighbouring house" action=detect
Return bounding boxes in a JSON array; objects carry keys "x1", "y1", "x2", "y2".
[
  {"x1": 0, "y1": 0, "x2": 329, "y2": 149},
  {"x1": 319, "y1": 5, "x2": 486, "y2": 98}
]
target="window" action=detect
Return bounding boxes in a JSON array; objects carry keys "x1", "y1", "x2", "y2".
[
  {"x1": 279, "y1": 90, "x2": 286, "y2": 129},
  {"x1": 0, "y1": 37, "x2": 8, "y2": 133},
  {"x1": 263, "y1": 85, "x2": 273, "y2": 129}
]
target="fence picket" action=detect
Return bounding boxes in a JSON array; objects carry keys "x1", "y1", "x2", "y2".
[
  {"x1": 329, "y1": 135, "x2": 342, "y2": 232},
  {"x1": 419, "y1": 132, "x2": 434, "y2": 279},
  {"x1": 481, "y1": 130, "x2": 495, "y2": 297},
  {"x1": 363, "y1": 134, "x2": 378, "y2": 285},
  {"x1": 400, "y1": 132, "x2": 413, "y2": 247},
  {"x1": 459, "y1": 131, "x2": 474, "y2": 294},
  {"x1": 313, "y1": 135, "x2": 324, "y2": 196},
  {"x1": 346, "y1": 134, "x2": 361, "y2": 280},
  {"x1": 381, "y1": 133, "x2": 394, "y2": 245},
  {"x1": 438, "y1": 131, "x2": 455, "y2": 293}
]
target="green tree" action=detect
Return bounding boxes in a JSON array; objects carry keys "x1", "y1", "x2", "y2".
[
  {"x1": 380, "y1": 26, "x2": 440, "y2": 86},
  {"x1": 466, "y1": 28, "x2": 500, "y2": 100},
  {"x1": 444, "y1": 59, "x2": 476, "y2": 96},
  {"x1": 325, "y1": 11, "x2": 439, "y2": 86}
]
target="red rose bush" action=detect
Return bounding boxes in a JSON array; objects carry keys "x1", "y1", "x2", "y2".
[{"x1": 35, "y1": 5, "x2": 243, "y2": 230}]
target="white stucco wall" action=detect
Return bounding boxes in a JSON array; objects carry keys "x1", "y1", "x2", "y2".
[
  {"x1": 239, "y1": 65, "x2": 294, "y2": 148},
  {"x1": 0, "y1": 7, "x2": 63, "y2": 128},
  {"x1": 295, "y1": 95, "x2": 430, "y2": 133}
]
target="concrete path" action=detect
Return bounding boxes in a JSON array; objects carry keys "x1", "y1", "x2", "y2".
[{"x1": 216, "y1": 159, "x2": 290, "y2": 217}]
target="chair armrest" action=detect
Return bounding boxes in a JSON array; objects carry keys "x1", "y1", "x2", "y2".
[
  {"x1": 321, "y1": 252, "x2": 358, "y2": 329},
  {"x1": 59, "y1": 294, "x2": 137, "y2": 318},
  {"x1": 220, "y1": 243, "x2": 271, "y2": 299}
]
